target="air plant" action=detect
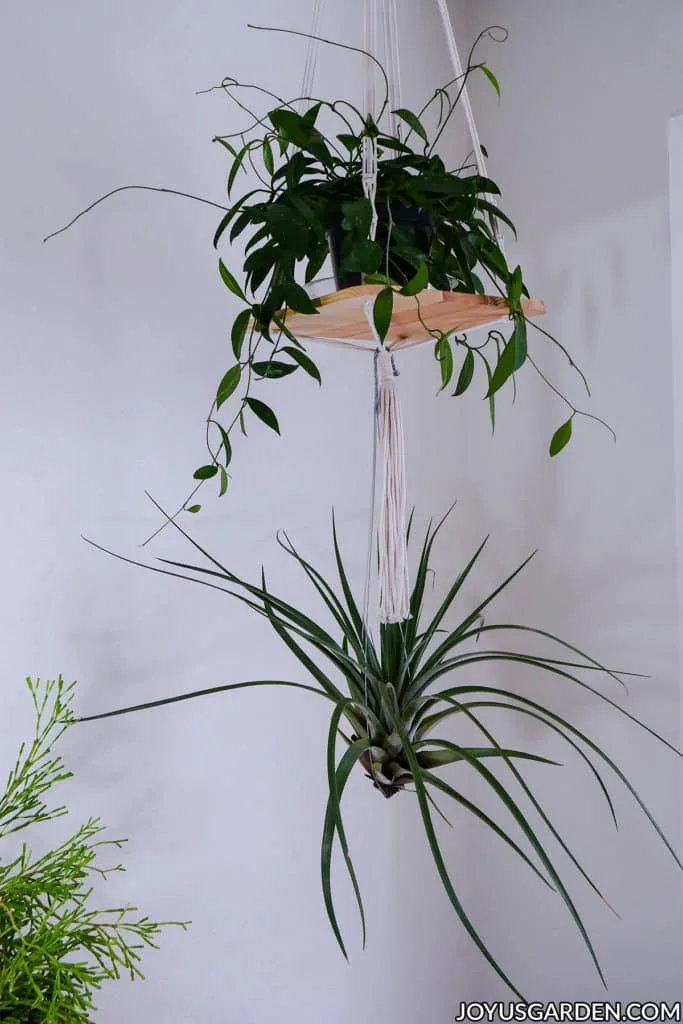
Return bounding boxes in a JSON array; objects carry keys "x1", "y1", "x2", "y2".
[{"x1": 81, "y1": 505, "x2": 681, "y2": 999}]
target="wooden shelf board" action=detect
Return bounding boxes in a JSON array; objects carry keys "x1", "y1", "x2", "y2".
[{"x1": 279, "y1": 285, "x2": 546, "y2": 350}]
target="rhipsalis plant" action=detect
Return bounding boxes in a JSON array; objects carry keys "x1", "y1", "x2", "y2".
[
  {"x1": 0, "y1": 676, "x2": 187, "y2": 1024},
  {"x1": 45, "y1": 25, "x2": 612, "y2": 525},
  {"x1": 81, "y1": 502, "x2": 680, "y2": 1000}
]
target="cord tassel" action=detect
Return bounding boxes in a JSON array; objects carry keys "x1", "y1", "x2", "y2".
[{"x1": 375, "y1": 348, "x2": 410, "y2": 623}]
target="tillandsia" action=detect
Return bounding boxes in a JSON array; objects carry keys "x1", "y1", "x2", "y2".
[
  {"x1": 44, "y1": 25, "x2": 613, "y2": 528},
  {"x1": 0, "y1": 676, "x2": 188, "y2": 1024},
  {"x1": 80, "y1": 501, "x2": 681, "y2": 1000}
]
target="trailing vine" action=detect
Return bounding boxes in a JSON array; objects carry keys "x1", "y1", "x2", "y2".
[{"x1": 45, "y1": 24, "x2": 613, "y2": 535}]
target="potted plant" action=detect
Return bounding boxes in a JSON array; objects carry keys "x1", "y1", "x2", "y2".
[
  {"x1": 45, "y1": 25, "x2": 612, "y2": 519},
  {"x1": 0, "y1": 676, "x2": 187, "y2": 1023},
  {"x1": 80, "y1": 502, "x2": 681, "y2": 1000}
]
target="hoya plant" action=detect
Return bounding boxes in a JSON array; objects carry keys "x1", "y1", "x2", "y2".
[
  {"x1": 0, "y1": 676, "x2": 186, "y2": 1024},
  {"x1": 45, "y1": 25, "x2": 611, "y2": 524},
  {"x1": 80, "y1": 503, "x2": 680, "y2": 999}
]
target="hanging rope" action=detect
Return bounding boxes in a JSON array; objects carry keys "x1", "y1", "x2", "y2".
[
  {"x1": 361, "y1": 2, "x2": 409, "y2": 624},
  {"x1": 362, "y1": 136, "x2": 379, "y2": 241},
  {"x1": 299, "y1": 0, "x2": 325, "y2": 108},
  {"x1": 364, "y1": 301, "x2": 410, "y2": 624},
  {"x1": 375, "y1": 348, "x2": 410, "y2": 623},
  {"x1": 383, "y1": 0, "x2": 403, "y2": 138},
  {"x1": 362, "y1": 0, "x2": 380, "y2": 240},
  {"x1": 435, "y1": 0, "x2": 505, "y2": 253}
]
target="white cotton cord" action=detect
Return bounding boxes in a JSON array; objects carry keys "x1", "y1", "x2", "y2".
[
  {"x1": 363, "y1": 0, "x2": 378, "y2": 118},
  {"x1": 435, "y1": 0, "x2": 506, "y2": 255},
  {"x1": 362, "y1": 0, "x2": 379, "y2": 241},
  {"x1": 362, "y1": 135, "x2": 379, "y2": 241},
  {"x1": 383, "y1": 0, "x2": 404, "y2": 138},
  {"x1": 362, "y1": 300, "x2": 411, "y2": 624},
  {"x1": 299, "y1": 0, "x2": 325, "y2": 108},
  {"x1": 360, "y1": 348, "x2": 380, "y2": 728},
  {"x1": 375, "y1": 349, "x2": 410, "y2": 622}
]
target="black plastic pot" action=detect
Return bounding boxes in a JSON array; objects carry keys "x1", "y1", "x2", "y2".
[{"x1": 327, "y1": 202, "x2": 435, "y2": 290}]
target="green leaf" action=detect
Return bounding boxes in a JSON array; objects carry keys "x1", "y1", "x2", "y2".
[
  {"x1": 272, "y1": 312, "x2": 300, "y2": 345},
  {"x1": 480, "y1": 64, "x2": 501, "y2": 98},
  {"x1": 511, "y1": 318, "x2": 527, "y2": 371},
  {"x1": 213, "y1": 209, "x2": 234, "y2": 250},
  {"x1": 549, "y1": 417, "x2": 573, "y2": 456},
  {"x1": 363, "y1": 272, "x2": 395, "y2": 286},
  {"x1": 227, "y1": 145, "x2": 249, "y2": 196},
  {"x1": 245, "y1": 397, "x2": 280, "y2": 434},
  {"x1": 337, "y1": 133, "x2": 361, "y2": 151},
  {"x1": 321, "y1": 704, "x2": 369, "y2": 958},
  {"x1": 376, "y1": 135, "x2": 413, "y2": 154},
  {"x1": 305, "y1": 245, "x2": 330, "y2": 285},
  {"x1": 508, "y1": 265, "x2": 523, "y2": 308},
  {"x1": 251, "y1": 360, "x2": 298, "y2": 379},
  {"x1": 475, "y1": 200, "x2": 517, "y2": 240},
  {"x1": 386, "y1": 704, "x2": 526, "y2": 1000},
  {"x1": 231, "y1": 308, "x2": 252, "y2": 360},
  {"x1": 285, "y1": 281, "x2": 319, "y2": 315},
  {"x1": 193, "y1": 464, "x2": 218, "y2": 480},
  {"x1": 268, "y1": 108, "x2": 330, "y2": 164},
  {"x1": 262, "y1": 137, "x2": 274, "y2": 176},
  {"x1": 417, "y1": 744, "x2": 559, "y2": 769},
  {"x1": 482, "y1": 356, "x2": 496, "y2": 433},
  {"x1": 433, "y1": 701, "x2": 610, "y2": 977},
  {"x1": 214, "y1": 137, "x2": 238, "y2": 158},
  {"x1": 216, "y1": 424, "x2": 232, "y2": 466},
  {"x1": 265, "y1": 204, "x2": 310, "y2": 257},
  {"x1": 301, "y1": 101, "x2": 322, "y2": 127},
  {"x1": 218, "y1": 259, "x2": 246, "y2": 301},
  {"x1": 283, "y1": 345, "x2": 321, "y2": 384},
  {"x1": 373, "y1": 287, "x2": 394, "y2": 343},
  {"x1": 435, "y1": 335, "x2": 454, "y2": 390},
  {"x1": 453, "y1": 348, "x2": 475, "y2": 396},
  {"x1": 341, "y1": 197, "x2": 373, "y2": 234},
  {"x1": 219, "y1": 466, "x2": 229, "y2": 497},
  {"x1": 186, "y1": 504, "x2": 201, "y2": 513},
  {"x1": 391, "y1": 107, "x2": 429, "y2": 143},
  {"x1": 341, "y1": 239, "x2": 382, "y2": 275},
  {"x1": 424, "y1": 770, "x2": 554, "y2": 888},
  {"x1": 400, "y1": 262, "x2": 429, "y2": 297},
  {"x1": 216, "y1": 364, "x2": 242, "y2": 410},
  {"x1": 487, "y1": 337, "x2": 516, "y2": 397}
]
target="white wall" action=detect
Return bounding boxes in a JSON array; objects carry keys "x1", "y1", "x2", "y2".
[
  {"x1": 670, "y1": 109, "x2": 683, "y2": 958},
  {"x1": 441, "y1": 0, "x2": 682, "y2": 1002},
  {"x1": 1, "y1": 0, "x2": 681, "y2": 1018}
]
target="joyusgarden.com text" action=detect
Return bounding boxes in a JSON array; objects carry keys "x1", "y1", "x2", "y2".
[{"x1": 454, "y1": 1003, "x2": 681, "y2": 1022}]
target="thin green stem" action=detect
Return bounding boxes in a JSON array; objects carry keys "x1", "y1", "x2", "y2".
[{"x1": 43, "y1": 186, "x2": 229, "y2": 244}]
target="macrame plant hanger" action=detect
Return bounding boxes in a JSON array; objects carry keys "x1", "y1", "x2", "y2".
[
  {"x1": 360, "y1": 0, "x2": 411, "y2": 624},
  {"x1": 294, "y1": 1, "x2": 545, "y2": 625}
]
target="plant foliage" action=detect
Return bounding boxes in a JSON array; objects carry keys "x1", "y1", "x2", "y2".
[
  {"x1": 196, "y1": 25, "x2": 609, "y2": 509},
  {"x1": 81, "y1": 505, "x2": 680, "y2": 999},
  {"x1": 45, "y1": 26, "x2": 613, "y2": 528},
  {"x1": 0, "y1": 677, "x2": 187, "y2": 1024}
]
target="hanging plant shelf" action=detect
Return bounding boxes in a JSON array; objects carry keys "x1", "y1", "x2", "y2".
[{"x1": 279, "y1": 286, "x2": 546, "y2": 351}]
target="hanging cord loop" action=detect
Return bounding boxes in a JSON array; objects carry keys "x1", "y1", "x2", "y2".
[
  {"x1": 361, "y1": 135, "x2": 379, "y2": 241},
  {"x1": 362, "y1": 0, "x2": 380, "y2": 240}
]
